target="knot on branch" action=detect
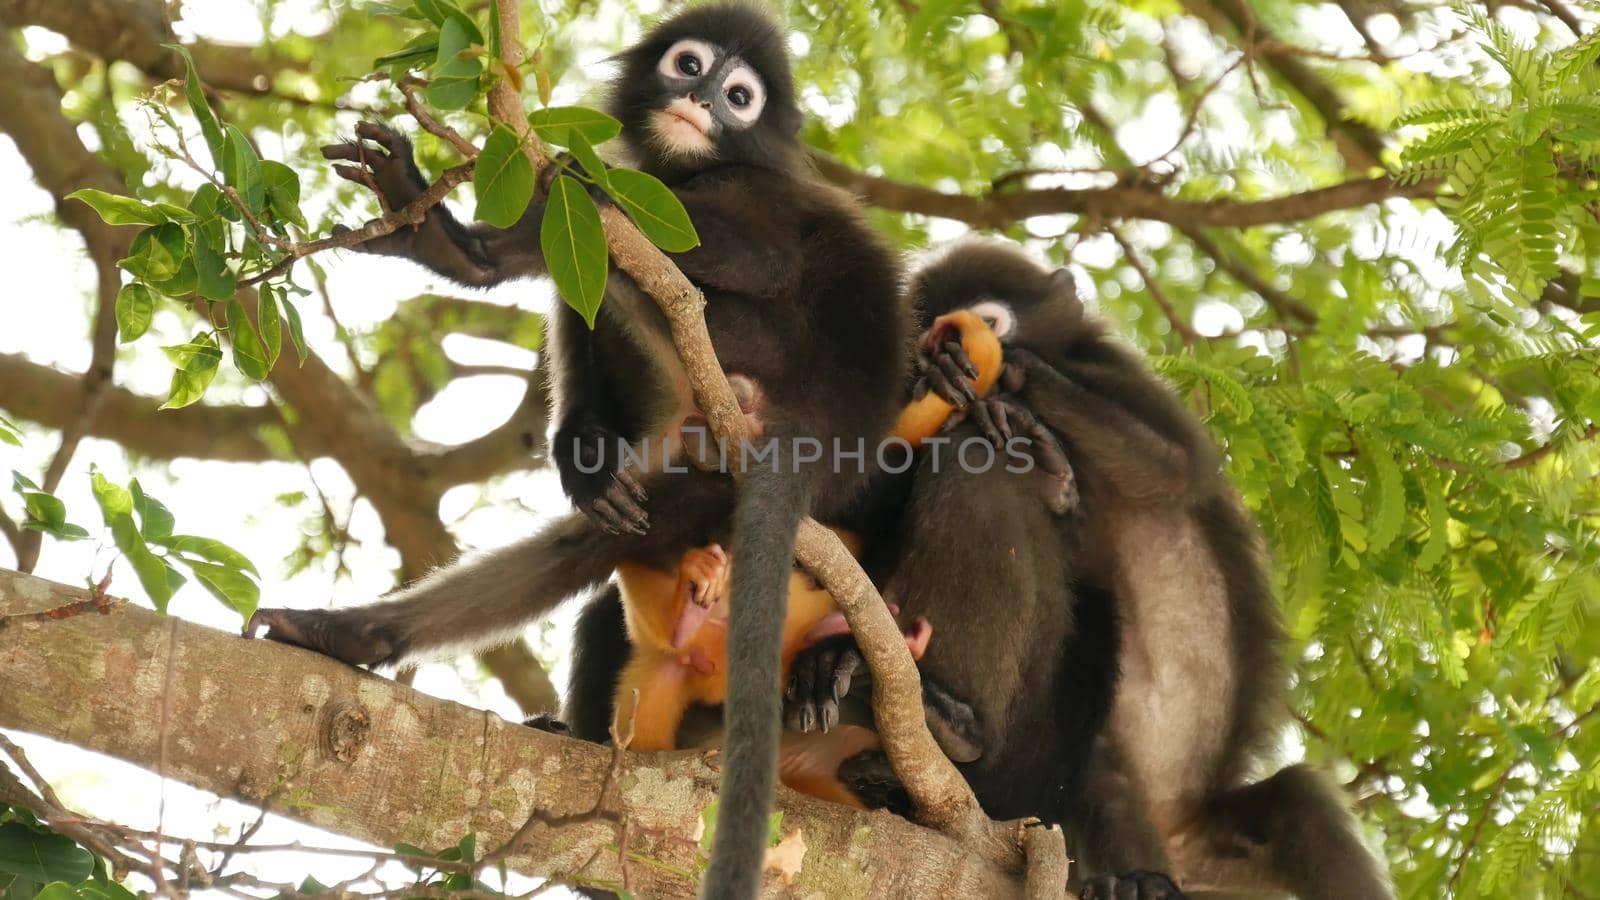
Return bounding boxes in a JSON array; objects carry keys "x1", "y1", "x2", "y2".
[{"x1": 318, "y1": 699, "x2": 371, "y2": 762}]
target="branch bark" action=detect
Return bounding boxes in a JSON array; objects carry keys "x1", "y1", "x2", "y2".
[
  {"x1": 809, "y1": 153, "x2": 1437, "y2": 230},
  {"x1": 0, "y1": 567, "x2": 1024, "y2": 898}
]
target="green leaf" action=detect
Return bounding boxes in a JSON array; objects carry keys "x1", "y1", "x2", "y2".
[
  {"x1": 427, "y1": 17, "x2": 482, "y2": 111},
  {"x1": 528, "y1": 106, "x2": 622, "y2": 147},
  {"x1": 66, "y1": 189, "x2": 192, "y2": 226},
  {"x1": 119, "y1": 223, "x2": 187, "y2": 282},
  {"x1": 149, "y1": 253, "x2": 198, "y2": 299},
  {"x1": 258, "y1": 287, "x2": 282, "y2": 369},
  {"x1": 114, "y1": 283, "x2": 156, "y2": 342},
  {"x1": 155, "y1": 534, "x2": 259, "y2": 577},
  {"x1": 160, "y1": 333, "x2": 223, "y2": 409},
  {"x1": 166, "y1": 44, "x2": 225, "y2": 161},
  {"x1": 130, "y1": 479, "x2": 175, "y2": 541},
  {"x1": 0, "y1": 824, "x2": 94, "y2": 883},
  {"x1": 89, "y1": 470, "x2": 134, "y2": 522},
  {"x1": 274, "y1": 288, "x2": 308, "y2": 364},
  {"x1": 603, "y1": 168, "x2": 699, "y2": 252},
  {"x1": 541, "y1": 174, "x2": 608, "y2": 327},
  {"x1": 221, "y1": 125, "x2": 265, "y2": 214},
  {"x1": 564, "y1": 133, "x2": 610, "y2": 190},
  {"x1": 22, "y1": 492, "x2": 66, "y2": 530},
  {"x1": 261, "y1": 160, "x2": 307, "y2": 230},
  {"x1": 91, "y1": 470, "x2": 178, "y2": 611},
  {"x1": 227, "y1": 298, "x2": 271, "y2": 380},
  {"x1": 1361, "y1": 438, "x2": 1406, "y2": 555},
  {"x1": 374, "y1": 33, "x2": 438, "y2": 70},
  {"x1": 180, "y1": 558, "x2": 260, "y2": 619},
  {"x1": 1418, "y1": 467, "x2": 1451, "y2": 570},
  {"x1": 473, "y1": 125, "x2": 534, "y2": 228},
  {"x1": 192, "y1": 233, "x2": 236, "y2": 301},
  {"x1": 413, "y1": 0, "x2": 484, "y2": 44},
  {"x1": 0, "y1": 414, "x2": 21, "y2": 447},
  {"x1": 13, "y1": 471, "x2": 40, "y2": 492}
]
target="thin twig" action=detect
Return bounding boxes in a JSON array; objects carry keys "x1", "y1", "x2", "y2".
[{"x1": 1109, "y1": 226, "x2": 1200, "y2": 346}]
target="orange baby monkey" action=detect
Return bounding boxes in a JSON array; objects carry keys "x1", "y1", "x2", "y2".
[{"x1": 611, "y1": 309, "x2": 1004, "y2": 805}]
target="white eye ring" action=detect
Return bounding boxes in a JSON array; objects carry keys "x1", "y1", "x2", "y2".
[
  {"x1": 721, "y1": 65, "x2": 766, "y2": 125},
  {"x1": 969, "y1": 300, "x2": 1015, "y2": 339},
  {"x1": 658, "y1": 39, "x2": 717, "y2": 80}
]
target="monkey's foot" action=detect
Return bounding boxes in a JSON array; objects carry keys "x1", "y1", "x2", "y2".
[
  {"x1": 1080, "y1": 871, "x2": 1187, "y2": 900},
  {"x1": 671, "y1": 544, "x2": 730, "y2": 648},
  {"x1": 247, "y1": 607, "x2": 398, "y2": 667},
  {"x1": 522, "y1": 714, "x2": 573, "y2": 737}
]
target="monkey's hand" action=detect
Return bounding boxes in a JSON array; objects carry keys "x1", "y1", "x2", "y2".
[
  {"x1": 785, "y1": 635, "x2": 984, "y2": 763},
  {"x1": 320, "y1": 122, "x2": 497, "y2": 283},
  {"x1": 1080, "y1": 872, "x2": 1188, "y2": 900},
  {"x1": 551, "y1": 417, "x2": 650, "y2": 535},
  {"x1": 247, "y1": 607, "x2": 399, "y2": 667},
  {"x1": 968, "y1": 394, "x2": 1079, "y2": 516},
  {"x1": 912, "y1": 329, "x2": 982, "y2": 411}
]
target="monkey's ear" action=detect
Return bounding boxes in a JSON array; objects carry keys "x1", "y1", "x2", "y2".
[{"x1": 1048, "y1": 267, "x2": 1079, "y2": 301}]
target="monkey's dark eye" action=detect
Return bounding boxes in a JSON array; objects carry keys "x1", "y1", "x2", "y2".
[
  {"x1": 676, "y1": 52, "x2": 702, "y2": 77},
  {"x1": 727, "y1": 85, "x2": 752, "y2": 107}
]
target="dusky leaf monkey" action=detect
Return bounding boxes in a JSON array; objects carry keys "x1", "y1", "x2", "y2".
[
  {"x1": 788, "y1": 240, "x2": 1394, "y2": 900},
  {"x1": 610, "y1": 308, "x2": 1003, "y2": 810},
  {"x1": 251, "y1": 4, "x2": 913, "y2": 895}
]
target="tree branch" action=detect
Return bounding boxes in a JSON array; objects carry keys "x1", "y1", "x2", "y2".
[
  {"x1": 1176, "y1": 0, "x2": 1388, "y2": 170},
  {"x1": 0, "y1": 567, "x2": 1025, "y2": 898},
  {"x1": 809, "y1": 153, "x2": 1437, "y2": 230}
]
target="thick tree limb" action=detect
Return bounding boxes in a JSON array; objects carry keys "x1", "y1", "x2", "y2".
[
  {"x1": 0, "y1": 0, "x2": 305, "y2": 95},
  {"x1": 809, "y1": 154, "x2": 1437, "y2": 230},
  {"x1": 0, "y1": 567, "x2": 1024, "y2": 898}
]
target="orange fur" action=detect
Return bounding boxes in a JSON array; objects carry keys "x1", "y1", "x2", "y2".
[{"x1": 612, "y1": 311, "x2": 1003, "y2": 802}]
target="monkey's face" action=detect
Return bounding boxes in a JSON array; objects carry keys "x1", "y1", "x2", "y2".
[
  {"x1": 911, "y1": 241, "x2": 1086, "y2": 346},
  {"x1": 645, "y1": 39, "x2": 768, "y2": 159},
  {"x1": 610, "y1": 3, "x2": 803, "y2": 180}
]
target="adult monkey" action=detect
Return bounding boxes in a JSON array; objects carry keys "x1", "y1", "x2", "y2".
[
  {"x1": 787, "y1": 241, "x2": 1394, "y2": 900},
  {"x1": 251, "y1": 5, "x2": 909, "y2": 896}
]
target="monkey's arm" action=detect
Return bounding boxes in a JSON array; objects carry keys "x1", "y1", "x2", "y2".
[
  {"x1": 1005, "y1": 347, "x2": 1218, "y2": 506},
  {"x1": 322, "y1": 122, "x2": 546, "y2": 287}
]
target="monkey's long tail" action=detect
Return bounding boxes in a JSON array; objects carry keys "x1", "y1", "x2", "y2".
[
  {"x1": 251, "y1": 511, "x2": 625, "y2": 667},
  {"x1": 701, "y1": 456, "x2": 813, "y2": 900}
]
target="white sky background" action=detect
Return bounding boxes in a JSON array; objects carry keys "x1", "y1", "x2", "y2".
[{"x1": 0, "y1": 0, "x2": 1496, "y2": 892}]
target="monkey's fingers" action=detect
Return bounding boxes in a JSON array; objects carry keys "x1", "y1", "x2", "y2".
[
  {"x1": 921, "y1": 366, "x2": 968, "y2": 410},
  {"x1": 1007, "y1": 407, "x2": 1077, "y2": 514},
  {"x1": 604, "y1": 476, "x2": 650, "y2": 527},
  {"x1": 590, "y1": 498, "x2": 646, "y2": 536},
  {"x1": 353, "y1": 120, "x2": 408, "y2": 155},
  {"x1": 784, "y1": 636, "x2": 863, "y2": 734},
  {"x1": 922, "y1": 679, "x2": 984, "y2": 763},
  {"x1": 321, "y1": 141, "x2": 380, "y2": 166},
  {"x1": 941, "y1": 340, "x2": 980, "y2": 380},
  {"x1": 935, "y1": 351, "x2": 979, "y2": 406},
  {"x1": 329, "y1": 163, "x2": 376, "y2": 186},
  {"x1": 1080, "y1": 871, "x2": 1187, "y2": 900},
  {"x1": 522, "y1": 714, "x2": 573, "y2": 737},
  {"x1": 613, "y1": 466, "x2": 649, "y2": 504},
  {"x1": 968, "y1": 394, "x2": 1004, "y2": 446}
]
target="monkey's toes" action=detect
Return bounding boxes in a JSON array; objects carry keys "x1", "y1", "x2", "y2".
[{"x1": 1080, "y1": 871, "x2": 1187, "y2": 900}]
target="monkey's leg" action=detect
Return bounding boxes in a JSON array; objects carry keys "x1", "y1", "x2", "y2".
[
  {"x1": 1075, "y1": 738, "x2": 1189, "y2": 900},
  {"x1": 613, "y1": 651, "x2": 694, "y2": 752},
  {"x1": 1183, "y1": 764, "x2": 1393, "y2": 900},
  {"x1": 558, "y1": 587, "x2": 632, "y2": 743}
]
